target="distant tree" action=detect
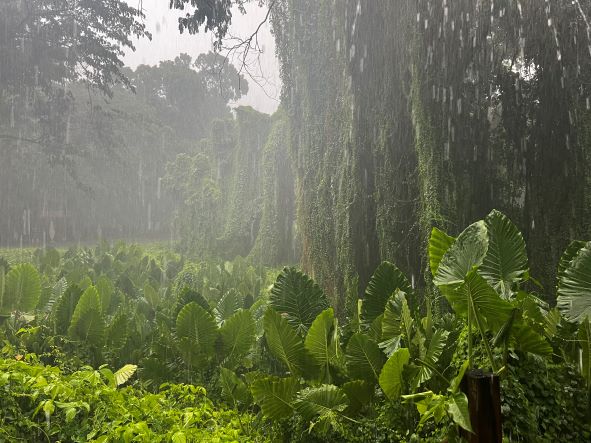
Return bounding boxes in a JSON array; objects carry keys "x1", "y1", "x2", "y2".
[
  {"x1": 169, "y1": 0, "x2": 275, "y2": 81},
  {"x1": 130, "y1": 52, "x2": 248, "y2": 140},
  {"x1": 0, "y1": 0, "x2": 150, "y2": 159}
]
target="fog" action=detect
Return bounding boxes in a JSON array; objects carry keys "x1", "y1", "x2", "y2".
[
  {"x1": 123, "y1": 0, "x2": 281, "y2": 114},
  {"x1": 2, "y1": 2, "x2": 591, "y2": 441}
]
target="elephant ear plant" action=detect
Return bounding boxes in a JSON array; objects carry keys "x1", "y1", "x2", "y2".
[
  {"x1": 431, "y1": 210, "x2": 550, "y2": 372},
  {"x1": 405, "y1": 210, "x2": 555, "y2": 438}
]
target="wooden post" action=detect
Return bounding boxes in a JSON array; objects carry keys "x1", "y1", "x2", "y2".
[{"x1": 460, "y1": 369, "x2": 502, "y2": 443}]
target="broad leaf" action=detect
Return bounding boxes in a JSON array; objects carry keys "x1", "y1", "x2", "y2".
[
  {"x1": 346, "y1": 333, "x2": 386, "y2": 382},
  {"x1": 263, "y1": 308, "x2": 310, "y2": 376},
  {"x1": 114, "y1": 364, "x2": 137, "y2": 386},
  {"x1": 270, "y1": 267, "x2": 329, "y2": 335},
  {"x1": 557, "y1": 240, "x2": 586, "y2": 283},
  {"x1": 53, "y1": 285, "x2": 83, "y2": 335},
  {"x1": 363, "y1": 262, "x2": 413, "y2": 323},
  {"x1": 379, "y1": 347, "x2": 410, "y2": 399},
  {"x1": 429, "y1": 227, "x2": 455, "y2": 277},
  {"x1": 341, "y1": 380, "x2": 373, "y2": 414},
  {"x1": 295, "y1": 385, "x2": 349, "y2": 432},
  {"x1": 219, "y1": 309, "x2": 255, "y2": 368},
  {"x1": 446, "y1": 271, "x2": 513, "y2": 331},
  {"x1": 417, "y1": 329, "x2": 449, "y2": 385},
  {"x1": 97, "y1": 276, "x2": 115, "y2": 314},
  {"x1": 68, "y1": 286, "x2": 105, "y2": 345},
  {"x1": 176, "y1": 302, "x2": 218, "y2": 356},
  {"x1": 447, "y1": 392, "x2": 473, "y2": 433},
  {"x1": 4, "y1": 263, "x2": 41, "y2": 314},
  {"x1": 214, "y1": 289, "x2": 243, "y2": 325},
  {"x1": 480, "y1": 210, "x2": 528, "y2": 298},
  {"x1": 557, "y1": 242, "x2": 591, "y2": 323},
  {"x1": 304, "y1": 308, "x2": 339, "y2": 382},
  {"x1": 219, "y1": 367, "x2": 250, "y2": 404},
  {"x1": 381, "y1": 291, "x2": 405, "y2": 340},
  {"x1": 578, "y1": 318, "x2": 591, "y2": 386},
  {"x1": 434, "y1": 221, "x2": 488, "y2": 289},
  {"x1": 143, "y1": 282, "x2": 160, "y2": 309},
  {"x1": 510, "y1": 322, "x2": 553, "y2": 357},
  {"x1": 251, "y1": 376, "x2": 299, "y2": 420}
]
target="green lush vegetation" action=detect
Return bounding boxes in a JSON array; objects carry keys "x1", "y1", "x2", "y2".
[
  {"x1": 3, "y1": 0, "x2": 591, "y2": 441},
  {"x1": 1, "y1": 210, "x2": 589, "y2": 441}
]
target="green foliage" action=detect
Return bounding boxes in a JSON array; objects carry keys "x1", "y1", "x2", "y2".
[
  {"x1": 557, "y1": 241, "x2": 591, "y2": 323},
  {"x1": 1, "y1": 263, "x2": 41, "y2": 315},
  {"x1": 345, "y1": 333, "x2": 385, "y2": 382},
  {"x1": 0, "y1": 356, "x2": 262, "y2": 442},
  {"x1": 251, "y1": 376, "x2": 300, "y2": 420},
  {"x1": 428, "y1": 228, "x2": 455, "y2": 277},
  {"x1": 433, "y1": 221, "x2": 488, "y2": 289},
  {"x1": 294, "y1": 385, "x2": 349, "y2": 434},
  {"x1": 67, "y1": 286, "x2": 105, "y2": 346},
  {"x1": 379, "y1": 347, "x2": 411, "y2": 400},
  {"x1": 263, "y1": 308, "x2": 311, "y2": 377},
  {"x1": 176, "y1": 302, "x2": 218, "y2": 365},
  {"x1": 480, "y1": 210, "x2": 529, "y2": 299},
  {"x1": 2, "y1": 211, "x2": 591, "y2": 442},
  {"x1": 363, "y1": 262, "x2": 414, "y2": 323},
  {"x1": 219, "y1": 309, "x2": 256, "y2": 369},
  {"x1": 304, "y1": 308, "x2": 340, "y2": 383},
  {"x1": 270, "y1": 267, "x2": 329, "y2": 335}
]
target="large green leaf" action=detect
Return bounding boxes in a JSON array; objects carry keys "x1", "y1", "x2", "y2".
[
  {"x1": 578, "y1": 318, "x2": 591, "y2": 386},
  {"x1": 214, "y1": 289, "x2": 244, "y2": 325},
  {"x1": 479, "y1": 210, "x2": 528, "y2": 298},
  {"x1": 341, "y1": 380, "x2": 373, "y2": 414},
  {"x1": 434, "y1": 221, "x2": 488, "y2": 289},
  {"x1": 447, "y1": 392, "x2": 473, "y2": 433},
  {"x1": 96, "y1": 276, "x2": 115, "y2": 314},
  {"x1": 251, "y1": 376, "x2": 299, "y2": 420},
  {"x1": 53, "y1": 285, "x2": 83, "y2": 335},
  {"x1": 380, "y1": 291, "x2": 405, "y2": 356},
  {"x1": 68, "y1": 286, "x2": 105, "y2": 346},
  {"x1": 557, "y1": 242, "x2": 591, "y2": 323},
  {"x1": 3, "y1": 263, "x2": 41, "y2": 314},
  {"x1": 304, "y1": 308, "x2": 339, "y2": 382},
  {"x1": 416, "y1": 329, "x2": 449, "y2": 385},
  {"x1": 270, "y1": 267, "x2": 329, "y2": 335},
  {"x1": 114, "y1": 364, "x2": 137, "y2": 386},
  {"x1": 143, "y1": 282, "x2": 160, "y2": 310},
  {"x1": 446, "y1": 271, "x2": 513, "y2": 331},
  {"x1": 363, "y1": 262, "x2": 413, "y2": 323},
  {"x1": 176, "y1": 302, "x2": 218, "y2": 356},
  {"x1": 219, "y1": 367, "x2": 250, "y2": 404},
  {"x1": 510, "y1": 322, "x2": 553, "y2": 357},
  {"x1": 557, "y1": 240, "x2": 586, "y2": 283},
  {"x1": 294, "y1": 385, "x2": 349, "y2": 432},
  {"x1": 346, "y1": 333, "x2": 386, "y2": 382},
  {"x1": 263, "y1": 308, "x2": 310, "y2": 376},
  {"x1": 219, "y1": 309, "x2": 255, "y2": 369},
  {"x1": 429, "y1": 227, "x2": 455, "y2": 277},
  {"x1": 379, "y1": 347, "x2": 410, "y2": 400}
]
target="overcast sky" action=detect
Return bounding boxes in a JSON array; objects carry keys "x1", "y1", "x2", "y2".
[{"x1": 123, "y1": 0, "x2": 281, "y2": 114}]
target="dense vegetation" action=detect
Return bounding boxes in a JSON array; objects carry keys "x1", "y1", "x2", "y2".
[
  {"x1": 1, "y1": 210, "x2": 589, "y2": 441},
  {"x1": 3, "y1": 0, "x2": 591, "y2": 440}
]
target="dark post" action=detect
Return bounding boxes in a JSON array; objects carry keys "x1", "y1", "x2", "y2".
[{"x1": 460, "y1": 369, "x2": 502, "y2": 443}]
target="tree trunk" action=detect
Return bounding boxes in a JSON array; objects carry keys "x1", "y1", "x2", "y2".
[{"x1": 460, "y1": 369, "x2": 502, "y2": 443}]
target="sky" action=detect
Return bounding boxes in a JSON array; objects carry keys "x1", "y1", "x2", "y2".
[{"x1": 123, "y1": 0, "x2": 281, "y2": 114}]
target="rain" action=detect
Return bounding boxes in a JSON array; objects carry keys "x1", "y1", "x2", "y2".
[{"x1": 0, "y1": 1, "x2": 591, "y2": 441}]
